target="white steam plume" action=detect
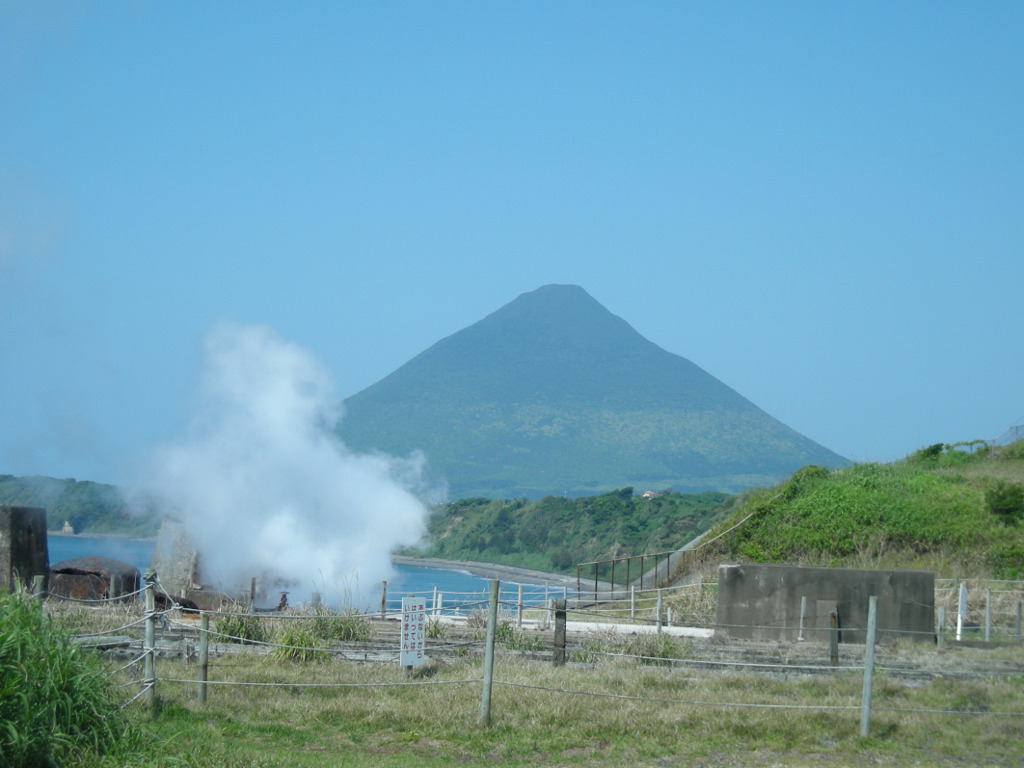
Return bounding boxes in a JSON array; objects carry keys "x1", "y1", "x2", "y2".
[{"x1": 138, "y1": 321, "x2": 430, "y2": 604}]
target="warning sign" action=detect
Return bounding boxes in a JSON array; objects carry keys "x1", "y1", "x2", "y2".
[{"x1": 400, "y1": 597, "x2": 426, "y2": 667}]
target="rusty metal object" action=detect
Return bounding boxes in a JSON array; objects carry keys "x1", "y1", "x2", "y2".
[{"x1": 49, "y1": 556, "x2": 141, "y2": 601}]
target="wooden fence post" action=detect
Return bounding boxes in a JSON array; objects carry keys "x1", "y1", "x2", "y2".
[
  {"x1": 859, "y1": 596, "x2": 878, "y2": 738},
  {"x1": 144, "y1": 570, "x2": 156, "y2": 708},
  {"x1": 553, "y1": 599, "x2": 566, "y2": 667},
  {"x1": 829, "y1": 611, "x2": 839, "y2": 666},
  {"x1": 479, "y1": 580, "x2": 500, "y2": 727},
  {"x1": 380, "y1": 580, "x2": 387, "y2": 620},
  {"x1": 937, "y1": 606, "x2": 945, "y2": 649},
  {"x1": 985, "y1": 589, "x2": 991, "y2": 642},
  {"x1": 197, "y1": 612, "x2": 209, "y2": 706}
]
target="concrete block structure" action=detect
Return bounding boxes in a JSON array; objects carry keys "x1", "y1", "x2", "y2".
[
  {"x1": 0, "y1": 506, "x2": 49, "y2": 594},
  {"x1": 715, "y1": 563, "x2": 934, "y2": 644}
]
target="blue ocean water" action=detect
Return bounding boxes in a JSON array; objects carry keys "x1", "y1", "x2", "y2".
[{"x1": 46, "y1": 535, "x2": 561, "y2": 610}]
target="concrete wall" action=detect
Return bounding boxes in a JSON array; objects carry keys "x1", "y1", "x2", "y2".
[
  {"x1": 715, "y1": 563, "x2": 934, "y2": 644},
  {"x1": 0, "y1": 506, "x2": 49, "y2": 594}
]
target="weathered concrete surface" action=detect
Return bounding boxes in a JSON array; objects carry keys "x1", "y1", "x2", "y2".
[
  {"x1": 0, "y1": 506, "x2": 49, "y2": 594},
  {"x1": 715, "y1": 563, "x2": 934, "y2": 644}
]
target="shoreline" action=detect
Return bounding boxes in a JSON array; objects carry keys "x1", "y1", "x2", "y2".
[
  {"x1": 47, "y1": 531, "x2": 156, "y2": 542},
  {"x1": 392, "y1": 555, "x2": 579, "y2": 588}
]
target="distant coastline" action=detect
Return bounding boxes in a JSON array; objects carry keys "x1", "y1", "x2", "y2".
[
  {"x1": 47, "y1": 530, "x2": 155, "y2": 543},
  {"x1": 392, "y1": 555, "x2": 578, "y2": 588}
]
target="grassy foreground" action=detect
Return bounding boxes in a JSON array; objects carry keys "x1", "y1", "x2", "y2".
[{"x1": 127, "y1": 645, "x2": 1024, "y2": 768}]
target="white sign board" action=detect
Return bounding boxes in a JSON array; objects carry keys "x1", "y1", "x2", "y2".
[
  {"x1": 400, "y1": 597, "x2": 426, "y2": 667},
  {"x1": 956, "y1": 582, "x2": 967, "y2": 640}
]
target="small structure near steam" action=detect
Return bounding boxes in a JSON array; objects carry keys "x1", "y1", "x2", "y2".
[
  {"x1": 0, "y1": 506, "x2": 49, "y2": 594},
  {"x1": 49, "y1": 557, "x2": 140, "y2": 602},
  {"x1": 150, "y1": 515, "x2": 289, "y2": 610}
]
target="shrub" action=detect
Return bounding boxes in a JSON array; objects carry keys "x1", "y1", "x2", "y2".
[
  {"x1": 986, "y1": 542, "x2": 1024, "y2": 580},
  {"x1": 310, "y1": 609, "x2": 373, "y2": 643},
  {"x1": 909, "y1": 443, "x2": 945, "y2": 467},
  {"x1": 986, "y1": 480, "x2": 1024, "y2": 524},
  {"x1": 270, "y1": 626, "x2": 328, "y2": 663},
  {"x1": 214, "y1": 610, "x2": 269, "y2": 644},
  {"x1": 494, "y1": 621, "x2": 546, "y2": 651},
  {"x1": 425, "y1": 617, "x2": 448, "y2": 639},
  {"x1": 622, "y1": 632, "x2": 692, "y2": 665},
  {"x1": 0, "y1": 593, "x2": 133, "y2": 767}
]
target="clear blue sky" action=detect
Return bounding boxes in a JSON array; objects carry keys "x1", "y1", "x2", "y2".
[{"x1": 2, "y1": 1, "x2": 1022, "y2": 487}]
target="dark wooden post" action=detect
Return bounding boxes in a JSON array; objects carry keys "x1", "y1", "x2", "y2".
[
  {"x1": 197, "y1": 612, "x2": 209, "y2": 706},
  {"x1": 553, "y1": 599, "x2": 567, "y2": 667},
  {"x1": 829, "y1": 611, "x2": 839, "y2": 666}
]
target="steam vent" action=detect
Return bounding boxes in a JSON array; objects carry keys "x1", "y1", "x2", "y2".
[
  {"x1": 150, "y1": 516, "x2": 203, "y2": 603},
  {"x1": 0, "y1": 506, "x2": 49, "y2": 594},
  {"x1": 150, "y1": 516, "x2": 283, "y2": 609}
]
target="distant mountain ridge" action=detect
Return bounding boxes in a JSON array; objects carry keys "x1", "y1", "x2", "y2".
[{"x1": 339, "y1": 284, "x2": 848, "y2": 499}]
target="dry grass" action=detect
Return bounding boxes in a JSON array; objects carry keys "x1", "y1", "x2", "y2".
[{"x1": 111, "y1": 632, "x2": 1024, "y2": 768}]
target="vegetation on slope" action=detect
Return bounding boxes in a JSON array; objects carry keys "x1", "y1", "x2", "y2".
[
  {"x1": 402, "y1": 487, "x2": 732, "y2": 573},
  {"x1": 0, "y1": 592, "x2": 147, "y2": 767},
  {"x1": 0, "y1": 475, "x2": 161, "y2": 536},
  {"x1": 693, "y1": 440, "x2": 1024, "y2": 579}
]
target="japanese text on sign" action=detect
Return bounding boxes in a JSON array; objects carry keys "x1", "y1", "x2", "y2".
[{"x1": 400, "y1": 597, "x2": 426, "y2": 667}]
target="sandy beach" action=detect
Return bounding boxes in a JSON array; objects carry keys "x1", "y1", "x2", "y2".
[{"x1": 391, "y1": 555, "x2": 580, "y2": 588}]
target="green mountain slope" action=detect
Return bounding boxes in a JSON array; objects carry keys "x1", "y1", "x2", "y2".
[
  {"x1": 340, "y1": 284, "x2": 848, "y2": 499},
  {"x1": 402, "y1": 488, "x2": 733, "y2": 573},
  {"x1": 0, "y1": 475, "x2": 160, "y2": 536},
  {"x1": 690, "y1": 441, "x2": 1024, "y2": 580}
]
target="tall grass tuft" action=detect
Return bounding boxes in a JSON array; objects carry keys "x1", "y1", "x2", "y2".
[
  {"x1": 214, "y1": 609, "x2": 269, "y2": 645},
  {"x1": 0, "y1": 592, "x2": 134, "y2": 767}
]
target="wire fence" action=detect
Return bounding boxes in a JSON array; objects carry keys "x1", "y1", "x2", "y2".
[{"x1": 28, "y1": 571, "x2": 1024, "y2": 739}]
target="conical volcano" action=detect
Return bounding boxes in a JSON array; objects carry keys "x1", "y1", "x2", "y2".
[{"x1": 338, "y1": 284, "x2": 847, "y2": 499}]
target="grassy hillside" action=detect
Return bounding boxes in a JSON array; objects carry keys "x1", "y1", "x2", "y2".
[
  {"x1": 690, "y1": 440, "x2": 1024, "y2": 580},
  {"x1": 402, "y1": 488, "x2": 732, "y2": 573},
  {"x1": 0, "y1": 475, "x2": 161, "y2": 536}
]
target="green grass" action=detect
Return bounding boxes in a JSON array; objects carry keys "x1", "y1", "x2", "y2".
[
  {"x1": 694, "y1": 442, "x2": 1024, "y2": 580},
  {"x1": 126, "y1": 645, "x2": 1024, "y2": 767},
  {"x1": 0, "y1": 592, "x2": 158, "y2": 768}
]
